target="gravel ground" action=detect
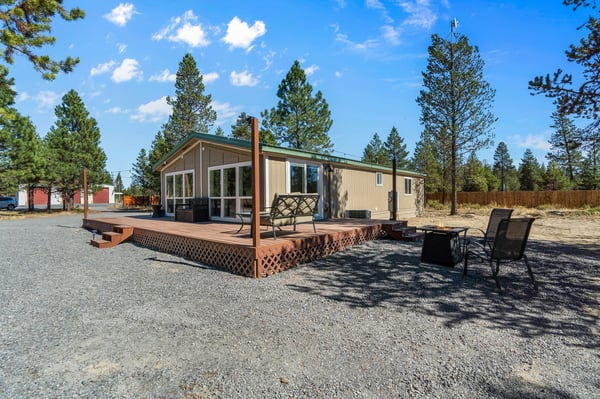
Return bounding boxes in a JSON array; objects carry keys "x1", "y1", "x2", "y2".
[{"x1": 1, "y1": 213, "x2": 598, "y2": 398}]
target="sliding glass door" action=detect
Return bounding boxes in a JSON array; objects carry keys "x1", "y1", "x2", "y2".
[
  {"x1": 208, "y1": 162, "x2": 252, "y2": 220},
  {"x1": 165, "y1": 170, "x2": 194, "y2": 214}
]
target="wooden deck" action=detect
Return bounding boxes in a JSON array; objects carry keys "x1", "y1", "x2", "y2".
[{"x1": 83, "y1": 215, "x2": 387, "y2": 277}]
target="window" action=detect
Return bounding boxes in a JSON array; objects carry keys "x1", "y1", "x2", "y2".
[
  {"x1": 165, "y1": 170, "x2": 194, "y2": 213},
  {"x1": 208, "y1": 162, "x2": 252, "y2": 219},
  {"x1": 404, "y1": 177, "x2": 412, "y2": 195},
  {"x1": 289, "y1": 162, "x2": 319, "y2": 193},
  {"x1": 376, "y1": 172, "x2": 383, "y2": 186}
]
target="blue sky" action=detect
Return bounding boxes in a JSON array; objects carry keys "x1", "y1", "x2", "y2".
[{"x1": 8, "y1": 0, "x2": 589, "y2": 187}]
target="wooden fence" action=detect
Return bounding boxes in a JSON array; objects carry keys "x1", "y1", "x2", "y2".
[
  {"x1": 122, "y1": 195, "x2": 160, "y2": 207},
  {"x1": 426, "y1": 190, "x2": 600, "y2": 208}
]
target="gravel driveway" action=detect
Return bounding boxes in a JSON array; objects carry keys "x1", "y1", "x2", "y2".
[{"x1": 1, "y1": 213, "x2": 598, "y2": 398}]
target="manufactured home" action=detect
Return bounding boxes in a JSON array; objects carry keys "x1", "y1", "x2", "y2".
[{"x1": 153, "y1": 133, "x2": 425, "y2": 221}]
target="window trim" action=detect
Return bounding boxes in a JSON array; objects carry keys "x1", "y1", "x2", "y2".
[
  {"x1": 376, "y1": 172, "x2": 383, "y2": 186},
  {"x1": 404, "y1": 177, "x2": 413, "y2": 196}
]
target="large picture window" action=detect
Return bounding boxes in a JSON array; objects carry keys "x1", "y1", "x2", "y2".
[
  {"x1": 165, "y1": 170, "x2": 194, "y2": 214},
  {"x1": 208, "y1": 162, "x2": 252, "y2": 219}
]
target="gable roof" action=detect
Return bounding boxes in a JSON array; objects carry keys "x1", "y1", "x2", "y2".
[{"x1": 153, "y1": 132, "x2": 425, "y2": 177}]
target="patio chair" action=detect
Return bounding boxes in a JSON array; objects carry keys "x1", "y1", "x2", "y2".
[
  {"x1": 465, "y1": 208, "x2": 514, "y2": 253},
  {"x1": 463, "y1": 217, "x2": 537, "y2": 292}
]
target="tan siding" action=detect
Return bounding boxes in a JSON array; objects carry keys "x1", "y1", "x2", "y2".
[
  {"x1": 331, "y1": 166, "x2": 420, "y2": 219},
  {"x1": 206, "y1": 146, "x2": 250, "y2": 167},
  {"x1": 266, "y1": 157, "x2": 287, "y2": 199}
]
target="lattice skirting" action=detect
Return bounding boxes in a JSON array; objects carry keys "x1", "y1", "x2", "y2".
[
  {"x1": 257, "y1": 225, "x2": 381, "y2": 277},
  {"x1": 83, "y1": 219, "x2": 382, "y2": 278}
]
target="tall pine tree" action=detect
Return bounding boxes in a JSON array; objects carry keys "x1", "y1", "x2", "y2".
[
  {"x1": 165, "y1": 53, "x2": 217, "y2": 145},
  {"x1": 261, "y1": 60, "x2": 333, "y2": 153},
  {"x1": 384, "y1": 126, "x2": 410, "y2": 168},
  {"x1": 45, "y1": 90, "x2": 107, "y2": 209},
  {"x1": 547, "y1": 106, "x2": 582, "y2": 185},
  {"x1": 518, "y1": 149, "x2": 543, "y2": 191},
  {"x1": 416, "y1": 32, "x2": 496, "y2": 214},
  {"x1": 362, "y1": 133, "x2": 388, "y2": 165}
]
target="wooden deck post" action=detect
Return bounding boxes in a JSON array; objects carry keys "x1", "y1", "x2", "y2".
[{"x1": 250, "y1": 117, "x2": 262, "y2": 277}]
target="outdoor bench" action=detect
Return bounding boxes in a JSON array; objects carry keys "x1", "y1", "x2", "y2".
[{"x1": 258, "y1": 193, "x2": 320, "y2": 239}]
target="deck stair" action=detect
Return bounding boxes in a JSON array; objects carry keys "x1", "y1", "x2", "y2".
[
  {"x1": 381, "y1": 221, "x2": 424, "y2": 241},
  {"x1": 90, "y1": 225, "x2": 134, "y2": 248}
]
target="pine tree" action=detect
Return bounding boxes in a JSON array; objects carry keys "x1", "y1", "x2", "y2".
[
  {"x1": 412, "y1": 131, "x2": 447, "y2": 196},
  {"x1": 0, "y1": 1, "x2": 84, "y2": 92},
  {"x1": 547, "y1": 106, "x2": 583, "y2": 184},
  {"x1": 362, "y1": 133, "x2": 388, "y2": 165},
  {"x1": 462, "y1": 152, "x2": 489, "y2": 192},
  {"x1": 384, "y1": 126, "x2": 410, "y2": 168},
  {"x1": 165, "y1": 53, "x2": 216, "y2": 145},
  {"x1": 543, "y1": 160, "x2": 572, "y2": 190},
  {"x1": 493, "y1": 141, "x2": 518, "y2": 191},
  {"x1": 214, "y1": 126, "x2": 225, "y2": 136},
  {"x1": 131, "y1": 148, "x2": 159, "y2": 196},
  {"x1": 45, "y1": 89, "x2": 107, "y2": 210},
  {"x1": 518, "y1": 149, "x2": 543, "y2": 191},
  {"x1": 115, "y1": 172, "x2": 124, "y2": 193},
  {"x1": 416, "y1": 32, "x2": 496, "y2": 214},
  {"x1": 261, "y1": 60, "x2": 333, "y2": 153}
]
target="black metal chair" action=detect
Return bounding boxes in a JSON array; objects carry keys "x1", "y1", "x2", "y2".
[
  {"x1": 463, "y1": 217, "x2": 537, "y2": 292},
  {"x1": 467, "y1": 208, "x2": 514, "y2": 252}
]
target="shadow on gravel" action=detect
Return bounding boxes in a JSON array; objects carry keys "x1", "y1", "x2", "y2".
[
  {"x1": 286, "y1": 238, "x2": 600, "y2": 351},
  {"x1": 144, "y1": 256, "x2": 210, "y2": 270},
  {"x1": 487, "y1": 376, "x2": 579, "y2": 399}
]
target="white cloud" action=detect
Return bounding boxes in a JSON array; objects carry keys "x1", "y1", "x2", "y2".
[
  {"x1": 16, "y1": 92, "x2": 28, "y2": 102},
  {"x1": 203, "y1": 72, "x2": 219, "y2": 83},
  {"x1": 367, "y1": 0, "x2": 393, "y2": 23},
  {"x1": 34, "y1": 90, "x2": 59, "y2": 109},
  {"x1": 131, "y1": 96, "x2": 171, "y2": 122},
  {"x1": 90, "y1": 60, "x2": 116, "y2": 76},
  {"x1": 335, "y1": 71, "x2": 343, "y2": 78},
  {"x1": 304, "y1": 64, "x2": 319, "y2": 76},
  {"x1": 230, "y1": 70, "x2": 258, "y2": 87},
  {"x1": 106, "y1": 106, "x2": 126, "y2": 114},
  {"x1": 117, "y1": 43, "x2": 127, "y2": 54},
  {"x1": 335, "y1": 33, "x2": 379, "y2": 51},
  {"x1": 104, "y1": 3, "x2": 136, "y2": 27},
  {"x1": 111, "y1": 58, "x2": 142, "y2": 82},
  {"x1": 382, "y1": 25, "x2": 401, "y2": 45},
  {"x1": 152, "y1": 10, "x2": 210, "y2": 48},
  {"x1": 398, "y1": 0, "x2": 438, "y2": 29},
  {"x1": 222, "y1": 17, "x2": 266, "y2": 51},
  {"x1": 512, "y1": 134, "x2": 552, "y2": 151},
  {"x1": 212, "y1": 101, "x2": 239, "y2": 124},
  {"x1": 149, "y1": 69, "x2": 176, "y2": 82}
]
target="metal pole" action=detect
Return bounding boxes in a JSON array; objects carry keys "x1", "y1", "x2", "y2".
[
  {"x1": 250, "y1": 117, "x2": 261, "y2": 277},
  {"x1": 83, "y1": 168, "x2": 88, "y2": 220},
  {"x1": 392, "y1": 157, "x2": 397, "y2": 221}
]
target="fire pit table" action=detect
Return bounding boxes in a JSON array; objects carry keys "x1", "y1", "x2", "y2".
[{"x1": 418, "y1": 225, "x2": 468, "y2": 267}]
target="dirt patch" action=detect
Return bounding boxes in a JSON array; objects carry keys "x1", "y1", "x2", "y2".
[{"x1": 408, "y1": 207, "x2": 600, "y2": 245}]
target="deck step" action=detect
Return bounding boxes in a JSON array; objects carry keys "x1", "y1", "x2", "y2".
[
  {"x1": 91, "y1": 238, "x2": 113, "y2": 248},
  {"x1": 90, "y1": 225, "x2": 134, "y2": 248},
  {"x1": 102, "y1": 231, "x2": 122, "y2": 241}
]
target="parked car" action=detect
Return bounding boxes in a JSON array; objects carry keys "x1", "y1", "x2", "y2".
[{"x1": 0, "y1": 196, "x2": 17, "y2": 210}]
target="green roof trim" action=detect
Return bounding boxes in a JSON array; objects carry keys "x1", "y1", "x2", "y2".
[{"x1": 153, "y1": 132, "x2": 425, "y2": 177}]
